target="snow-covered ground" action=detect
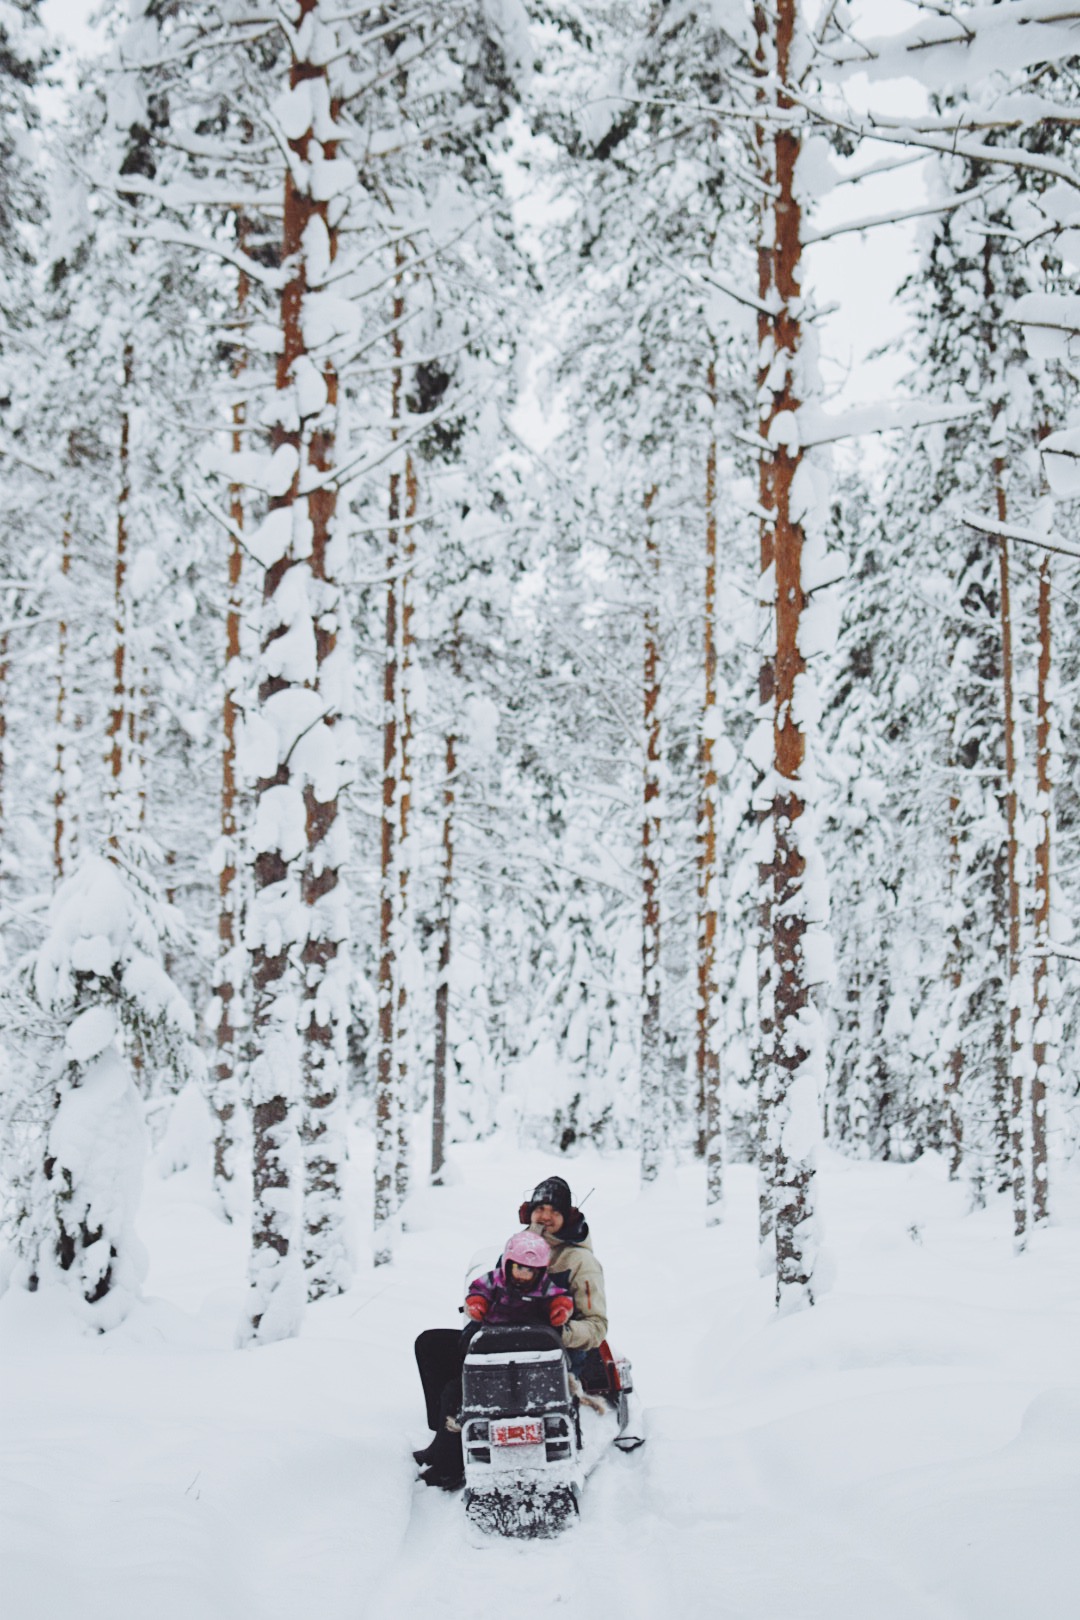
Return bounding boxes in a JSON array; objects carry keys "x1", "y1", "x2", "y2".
[{"x1": 3, "y1": 1117, "x2": 1077, "y2": 1619}]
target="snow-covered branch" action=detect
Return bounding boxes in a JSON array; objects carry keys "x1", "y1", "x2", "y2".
[
  {"x1": 962, "y1": 510, "x2": 1080, "y2": 561},
  {"x1": 805, "y1": 180, "x2": 1004, "y2": 244}
]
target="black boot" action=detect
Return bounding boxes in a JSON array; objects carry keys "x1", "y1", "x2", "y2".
[
  {"x1": 416, "y1": 1421, "x2": 463, "y2": 1488},
  {"x1": 413, "y1": 1442, "x2": 436, "y2": 1466}
]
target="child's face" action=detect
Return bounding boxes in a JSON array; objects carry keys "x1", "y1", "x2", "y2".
[{"x1": 509, "y1": 1261, "x2": 537, "y2": 1284}]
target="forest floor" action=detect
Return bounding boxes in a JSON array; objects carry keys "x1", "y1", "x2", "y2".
[{"x1": 2, "y1": 1105, "x2": 1078, "y2": 1620}]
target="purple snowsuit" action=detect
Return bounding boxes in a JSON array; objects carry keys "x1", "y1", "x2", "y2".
[{"x1": 465, "y1": 1262, "x2": 573, "y2": 1327}]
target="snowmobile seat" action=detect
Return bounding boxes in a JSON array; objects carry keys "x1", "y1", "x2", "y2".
[{"x1": 579, "y1": 1339, "x2": 634, "y2": 1400}]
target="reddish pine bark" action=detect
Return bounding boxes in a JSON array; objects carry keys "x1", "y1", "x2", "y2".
[
  {"x1": 753, "y1": 3, "x2": 777, "y2": 1256},
  {"x1": 212, "y1": 244, "x2": 248, "y2": 1218},
  {"x1": 763, "y1": 0, "x2": 818, "y2": 1307},
  {"x1": 249, "y1": 8, "x2": 351, "y2": 1333},
  {"x1": 993, "y1": 464, "x2": 1027, "y2": 1246},
  {"x1": 295, "y1": 111, "x2": 347, "y2": 1303}
]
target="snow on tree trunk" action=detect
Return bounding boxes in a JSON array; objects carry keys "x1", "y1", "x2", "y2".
[
  {"x1": 45, "y1": 1045, "x2": 146, "y2": 1323},
  {"x1": 846, "y1": 932, "x2": 871, "y2": 1160},
  {"x1": 211, "y1": 251, "x2": 248, "y2": 1222},
  {"x1": 760, "y1": 0, "x2": 826, "y2": 1311},
  {"x1": 0, "y1": 628, "x2": 9, "y2": 881},
  {"x1": 993, "y1": 463, "x2": 1029, "y2": 1248},
  {"x1": 53, "y1": 521, "x2": 77, "y2": 883},
  {"x1": 432, "y1": 724, "x2": 456, "y2": 1185},
  {"x1": 107, "y1": 339, "x2": 134, "y2": 845},
  {"x1": 127, "y1": 641, "x2": 148, "y2": 832},
  {"x1": 753, "y1": 5, "x2": 777, "y2": 1262},
  {"x1": 1032, "y1": 548, "x2": 1055, "y2": 1226},
  {"x1": 374, "y1": 254, "x2": 407, "y2": 1266},
  {"x1": 245, "y1": 3, "x2": 354, "y2": 1337},
  {"x1": 944, "y1": 778, "x2": 965, "y2": 1180},
  {"x1": 949, "y1": 527, "x2": 1009, "y2": 1211},
  {"x1": 394, "y1": 451, "x2": 418, "y2": 1212},
  {"x1": 374, "y1": 610, "x2": 398, "y2": 1263},
  {"x1": 640, "y1": 485, "x2": 663, "y2": 1186},
  {"x1": 698, "y1": 363, "x2": 723, "y2": 1220}
]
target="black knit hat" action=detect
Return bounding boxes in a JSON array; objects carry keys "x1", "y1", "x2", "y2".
[{"x1": 527, "y1": 1176, "x2": 572, "y2": 1218}]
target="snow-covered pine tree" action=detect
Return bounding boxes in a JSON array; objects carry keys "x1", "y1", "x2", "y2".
[
  {"x1": 1, "y1": 854, "x2": 198, "y2": 1325},
  {"x1": 819, "y1": 469, "x2": 948, "y2": 1166},
  {"x1": 210, "y1": 224, "x2": 255, "y2": 1222},
  {"x1": 753, "y1": 0, "x2": 835, "y2": 1309},
  {"x1": 902, "y1": 141, "x2": 1068, "y2": 1222},
  {"x1": 819, "y1": 0, "x2": 1080, "y2": 1222},
  {"x1": 239, "y1": 0, "x2": 356, "y2": 1329}
]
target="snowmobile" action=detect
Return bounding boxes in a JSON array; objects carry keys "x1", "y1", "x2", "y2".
[{"x1": 459, "y1": 1322, "x2": 643, "y2": 1539}]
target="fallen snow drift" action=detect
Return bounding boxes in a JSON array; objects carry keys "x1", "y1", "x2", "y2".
[{"x1": 2, "y1": 1130, "x2": 1077, "y2": 1619}]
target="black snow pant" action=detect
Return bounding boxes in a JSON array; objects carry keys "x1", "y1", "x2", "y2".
[
  {"x1": 415, "y1": 1327, "x2": 466, "y2": 1430},
  {"x1": 414, "y1": 1326, "x2": 477, "y2": 1480}
]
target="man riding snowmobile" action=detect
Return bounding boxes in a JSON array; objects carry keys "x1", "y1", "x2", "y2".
[
  {"x1": 518, "y1": 1176, "x2": 607, "y2": 1367},
  {"x1": 413, "y1": 1174, "x2": 608, "y2": 1490}
]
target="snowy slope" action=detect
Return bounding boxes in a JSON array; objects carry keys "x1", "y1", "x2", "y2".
[{"x1": 2, "y1": 1123, "x2": 1078, "y2": 1619}]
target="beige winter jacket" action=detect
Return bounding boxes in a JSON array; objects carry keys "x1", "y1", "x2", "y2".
[{"x1": 539, "y1": 1227, "x2": 608, "y2": 1351}]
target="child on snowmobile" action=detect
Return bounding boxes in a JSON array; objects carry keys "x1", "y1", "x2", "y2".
[
  {"x1": 412, "y1": 1232, "x2": 573, "y2": 1490},
  {"x1": 464, "y1": 1229, "x2": 574, "y2": 1331}
]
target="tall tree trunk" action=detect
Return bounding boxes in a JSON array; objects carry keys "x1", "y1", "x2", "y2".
[
  {"x1": 374, "y1": 253, "x2": 407, "y2": 1266},
  {"x1": 762, "y1": 0, "x2": 821, "y2": 1310},
  {"x1": 1032, "y1": 549, "x2": 1053, "y2": 1225},
  {"x1": 54, "y1": 522, "x2": 75, "y2": 882},
  {"x1": 212, "y1": 247, "x2": 248, "y2": 1221},
  {"x1": 846, "y1": 920, "x2": 870, "y2": 1158},
  {"x1": 394, "y1": 451, "x2": 417, "y2": 1211},
  {"x1": 127, "y1": 647, "x2": 148, "y2": 830},
  {"x1": 698, "y1": 361, "x2": 723, "y2": 1219},
  {"x1": 753, "y1": 2, "x2": 777, "y2": 1262},
  {"x1": 945, "y1": 777, "x2": 964, "y2": 1178},
  {"x1": 640, "y1": 486, "x2": 663, "y2": 1185},
  {"x1": 106, "y1": 340, "x2": 133, "y2": 849},
  {"x1": 993, "y1": 462, "x2": 1027, "y2": 1247},
  {"x1": 950, "y1": 528, "x2": 1004, "y2": 1211},
  {"x1": 432, "y1": 725, "x2": 456, "y2": 1185},
  {"x1": 247, "y1": 9, "x2": 352, "y2": 1338},
  {"x1": 0, "y1": 629, "x2": 8, "y2": 881},
  {"x1": 432, "y1": 611, "x2": 462, "y2": 1185},
  {"x1": 297, "y1": 98, "x2": 350, "y2": 1307},
  {"x1": 374, "y1": 540, "x2": 398, "y2": 1261}
]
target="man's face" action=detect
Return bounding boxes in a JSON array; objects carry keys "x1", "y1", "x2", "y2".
[{"x1": 532, "y1": 1203, "x2": 564, "y2": 1235}]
